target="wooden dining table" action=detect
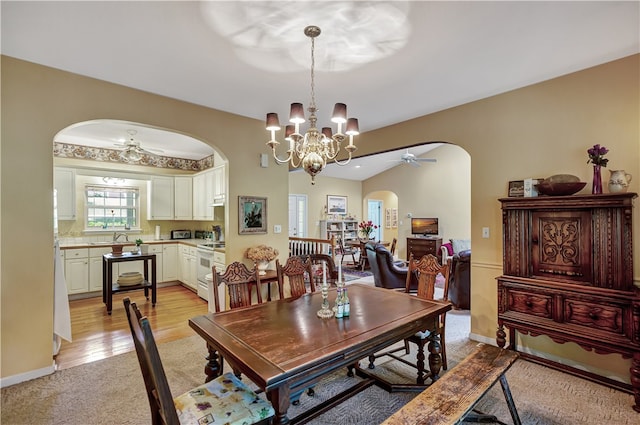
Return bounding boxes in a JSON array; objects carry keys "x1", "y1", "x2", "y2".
[{"x1": 189, "y1": 283, "x2": 451, "y2": 424}]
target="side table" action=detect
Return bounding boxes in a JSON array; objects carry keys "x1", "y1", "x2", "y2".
[{"x1": 103, "y1": 252, "x2": 157, "y2": 315}]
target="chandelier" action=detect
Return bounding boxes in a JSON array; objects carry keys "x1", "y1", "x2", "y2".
[{"x1": 265, "y1": 26, "x2": 359, "y2": 185}]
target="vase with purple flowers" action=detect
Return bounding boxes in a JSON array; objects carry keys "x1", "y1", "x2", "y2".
[{"x1": 587, "y1": 144, "x2": 608, "y2": 194}]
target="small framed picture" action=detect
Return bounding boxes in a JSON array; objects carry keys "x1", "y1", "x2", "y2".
[
  {"x1": 326, "y1": 195, "x2": 347, "y2": 215},
  {"x1": 238, "y1": 196, "x2": 267, "y2": 234},
  {"x1": 508, "y1": 180, "x2": 524, "y2": 197}
]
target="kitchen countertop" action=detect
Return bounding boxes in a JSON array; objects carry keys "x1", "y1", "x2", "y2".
[{"x1": 59, "y1": 238, "x2": 225, "y2": 253}]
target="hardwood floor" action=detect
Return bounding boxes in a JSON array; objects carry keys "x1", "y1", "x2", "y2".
[{"x1": 55, "y1": 284, "x2": 208, "y2": 370}]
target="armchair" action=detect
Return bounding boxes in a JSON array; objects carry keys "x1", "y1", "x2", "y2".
[
  {"x1": 448, "y1": 249, "x2": 471, "y2": 309},
  {"x1": 374, "y1": 245, "x2": 417, "y2": 291}
]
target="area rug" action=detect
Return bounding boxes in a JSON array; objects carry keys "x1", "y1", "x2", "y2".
[{"x1": 2, "y1": 311, "x2": 637, "y2": 425}]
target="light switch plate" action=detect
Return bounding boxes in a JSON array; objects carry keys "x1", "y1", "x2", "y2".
[
  {"x1": 274, "y1": 224, "x2": 282, "y2": 233},
  {"x1": 482, "y1": 227, "x2": 490, "y2": 238}
]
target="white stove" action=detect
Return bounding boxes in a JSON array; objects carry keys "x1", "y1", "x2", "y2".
[{"x1": 196, "y1": 242, "x2": 226, "y2": 308}]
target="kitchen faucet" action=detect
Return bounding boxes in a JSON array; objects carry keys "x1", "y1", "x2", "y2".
[{"x1": 113, "y1": 232, "x2": 128, "y2": 242}]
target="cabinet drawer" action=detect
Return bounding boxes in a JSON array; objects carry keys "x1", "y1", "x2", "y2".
[
  {"x1": 89, "y1": 247, "x2": 112, "y2": 257},
  {"x1": 506, "y1": 288, "x2": 553, "y2": 319},
  {"x1": 564, "y1": 298, "x2": 623, "y2": 334},
  {"x1": 148, "y1": 244, "x2": 163, "y2": 254},
  {"x1": 64, "y1": 248, "x2": 88, "y2": 258},
  {"x1": 213, "y1": 251, "x2": 225, "y2": 264}
]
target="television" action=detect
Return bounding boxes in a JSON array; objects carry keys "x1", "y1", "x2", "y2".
[{"x1": 411, "y1": 217, "x2": 438, "y2": 236}]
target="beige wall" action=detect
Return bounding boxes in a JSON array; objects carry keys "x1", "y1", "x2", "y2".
[
  {"x1": 289, "y1": 173, "x2": 362, "y2": 238},
  {"x1": 363, "y1": 143, "x2": 471, "y2": 260},
  {"x1": 360, "y1": 54, "x2": 640, "y2": 383},
  {"x1": 2, "y1": 54, "x2": 638, "y2": 386},
  {"x1": 1, "y1": 56, "x2": 289, "y2": 382}
]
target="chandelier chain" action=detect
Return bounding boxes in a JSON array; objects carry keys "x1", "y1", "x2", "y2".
[{"x1": 309, "y1": 35, "x2": 316, "y2": 110}]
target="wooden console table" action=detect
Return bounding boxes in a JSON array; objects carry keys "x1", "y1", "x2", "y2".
[
  {"x1": 102, "y1": 252, "x2": 156, "y2": 315},
  {"x1": 497, "y1": 193, "x2": 639, "y2": 412}
]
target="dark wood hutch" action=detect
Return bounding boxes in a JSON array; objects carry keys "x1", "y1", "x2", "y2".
[{"x1": 496, "y1": 193, "x2": 639, "y2": 412}]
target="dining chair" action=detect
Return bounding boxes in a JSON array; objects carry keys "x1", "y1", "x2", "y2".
[
  {"x1": 123, "y1": 298, "x2": 274, "y2": 425},
  {"x1": 274, "y1": 256, "x2": 317, "y2": 405},
  {"x1": 305, "y1": 253, "x2": 339, "y2": 287},
  {"x1": 368, "y1": 254, "x2": 451, "y2": 383},
  {"x1": 276, "y1": 256, "x2": 315, "y2": 299},
  {"x1": 208, "y1": 261, "x2": 262, "y2": 313},
  {"x1": 337, "y1": 238, "x2": 358, "y2": 266}
]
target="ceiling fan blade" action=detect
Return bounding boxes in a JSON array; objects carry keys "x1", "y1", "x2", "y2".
[
  {"x1": 409, "y1": 160, "x2": 421, "y2": 167},
  {"x1": 415, "y1": 158, "x2": 437, "y2": 163}
]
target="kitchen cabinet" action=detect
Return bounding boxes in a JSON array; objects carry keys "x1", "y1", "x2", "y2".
[
  {"x1": 162, "y1": 243, "x2": 178, "y2": 281},
  {"x1": 147, "y1": 245, "x2": 164, "y2": 283},
  {"x1": 497, "y1": 193, "x2": 639, "y2": 410},
  {"x1": 174, "y1": 176, "x2": 193, "y2": 220},
  {"x1": 64, "y1": 248, "x2": 88, "y2": 294},
  {"x1": 192, "y1": 171, "x2": 212, "y2": 220},
  {"x1": 179, "y1": 244, "x2": 197, "y2": 290},
  {"x1": 212, "y1": 164, "x2": 226, "y2": 205},
  {"x1": 89, "y1": 247, "x2": 115, "y2": 291},
  {"x1": 54, "y1": 167, "x2": 76, "y2": 220},
  {"x1": 147, "y1": 176, "x2": 174, "y2": 220}
]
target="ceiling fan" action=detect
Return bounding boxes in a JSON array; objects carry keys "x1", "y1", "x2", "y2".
[
  {"x1": 395, "y1": 149, "x2": 437, "y2": 167},
  {"x1": 113, "y1": 130, "x2": 164, "y2": 162}
]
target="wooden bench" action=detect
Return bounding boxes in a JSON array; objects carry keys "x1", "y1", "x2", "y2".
[{"x1": 382, "y1": 344, "x2": 521, "y2": 425}]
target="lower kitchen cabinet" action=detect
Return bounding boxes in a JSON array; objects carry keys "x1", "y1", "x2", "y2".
[
  {"x1": 179, "y1": 245, "x2": 197, "y2": 290},
  {"x1": 65, "y1": 249, "x2": 89, "y2": 294},
  {"x1": 89, "y1": 247, "x2": 115, "y2": 291},
  {"x1": 162, "y1": 243, "x2": 178, "y2": 281}
]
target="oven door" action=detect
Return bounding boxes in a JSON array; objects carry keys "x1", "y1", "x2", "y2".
[{"x1": 196, "y1": 248, "x2": 214, "y2": 300}]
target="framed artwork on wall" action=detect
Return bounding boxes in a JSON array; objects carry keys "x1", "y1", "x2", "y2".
[
  {"x1": 238, "y1": 196, "x2": 267, "y2": 234},
  {"x1": 326, "y1": 195, "x2": 347, "y2": 216}
]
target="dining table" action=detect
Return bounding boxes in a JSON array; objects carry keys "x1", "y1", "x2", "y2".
[{"x1": 189, "y1": 283, "x2": 451, "y2": 424}]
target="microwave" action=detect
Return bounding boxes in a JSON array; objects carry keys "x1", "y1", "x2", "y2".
[{"x1": 170, "y1": 230, "x2": 191, "y2": 240}]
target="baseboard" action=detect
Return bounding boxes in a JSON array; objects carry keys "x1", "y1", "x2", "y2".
[
  {"x1": 469, "y1": 332, "x2": 630, "y2": 389},
  {"x1": 0, "y1": 363, "x2": 55, "y2": 388}
]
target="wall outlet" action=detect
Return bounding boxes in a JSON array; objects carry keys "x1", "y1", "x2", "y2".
[
  {"x1": 482, "y1": 227, "x2": 490, "y2": 238},
  {"x1": 274, "y1": 224, "x2": 282, "y2": 234}
]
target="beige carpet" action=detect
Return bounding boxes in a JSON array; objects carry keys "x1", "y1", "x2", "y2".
[{"x1": 2, "y1": 309, "x2": 637, "y2": 424}]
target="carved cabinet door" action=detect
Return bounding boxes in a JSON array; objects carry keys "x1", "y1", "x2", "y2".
[{"x1": 531, "y1": 210, "x2": 592, "y2": 284}]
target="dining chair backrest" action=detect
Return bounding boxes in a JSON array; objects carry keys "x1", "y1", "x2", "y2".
[
  {"x1": 405, "y1": 254, "x2": 450, "y2": 301},
  {"x1": 304, "y1": 253, "x2": 338, "y2": 287},
  {"x1": 210, "y1": 261, "x2": 261, "y2": 312},
  {"x1": 124, "y1": 297, "x2": 180, "y2": 425},
  {"x1": 390, "y1": 237, "x2": 398, "y2": 256},
  {"x1": 276, "y1": 256, "x2": 314, "y2": 299}
]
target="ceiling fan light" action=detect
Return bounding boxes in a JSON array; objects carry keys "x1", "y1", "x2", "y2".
[{"x1": 331, "y1": 103, "x2": 347, "y2": 124}]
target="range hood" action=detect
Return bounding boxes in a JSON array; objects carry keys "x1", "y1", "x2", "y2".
[{"x1": 210, "y1": 197, "x2": 225, "y2": 206}]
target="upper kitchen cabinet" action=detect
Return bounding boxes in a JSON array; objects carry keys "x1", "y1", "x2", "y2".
[
  {"x1": 192, "y1": 165, "x2": 226, "y2": 220},
  {"x1": 174, "y1": 176, "x2": 193, "y2": 220},
  {"x1": 54, "y1": 168, "x2": 76, "y2": 220},
  {"x1": 212, "y1": 164, "x2": 226, "y2": 206},
  {"x1": 147, "y1": 176, "x2": 174, "y2": 220}
]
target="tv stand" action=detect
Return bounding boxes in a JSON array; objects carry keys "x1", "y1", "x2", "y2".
[{"x1": 407, "y1": 237, "x2": 442, "y2": 262}]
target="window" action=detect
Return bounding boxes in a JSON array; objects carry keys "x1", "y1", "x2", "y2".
[{"x1": 86, "y1": 185, "x2": 139, "y2": 230}]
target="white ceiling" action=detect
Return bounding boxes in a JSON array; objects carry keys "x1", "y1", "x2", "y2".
[{"x1": 2, "y1": 1, "x2": 638, "y2": 180}]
